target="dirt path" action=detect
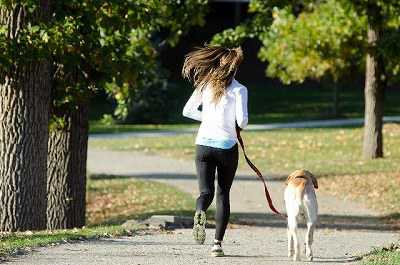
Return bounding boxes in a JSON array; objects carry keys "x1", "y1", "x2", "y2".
[{"x1": 7, "y1": 149, "x2": 399, "y2": 265}]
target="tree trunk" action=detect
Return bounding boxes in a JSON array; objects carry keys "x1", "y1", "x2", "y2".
[
  {"x1": 47, "y1": 105, "x2": 89, "y2": 229},
  {"x1": 363, "y1": 3, "x2": 385, "y2": 159},
  {"x1": 0, "y1": 3, "x2": 51, "y2": 232}
]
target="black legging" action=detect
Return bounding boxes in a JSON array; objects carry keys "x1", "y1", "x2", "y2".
[{"x1": 195, "y1": 144, "x2": 238, "y2": 241}]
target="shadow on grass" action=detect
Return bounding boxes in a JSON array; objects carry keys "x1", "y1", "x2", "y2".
[{"x1": 89, "y1": 173, "x2": 288, "y2": 182}]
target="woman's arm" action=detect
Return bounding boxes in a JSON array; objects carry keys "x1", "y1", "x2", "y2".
[
  {"x1": 235, "y1": 86, "x2": 248, "y2": 129},
  {"x1": 182, "y1": 89, "x2": 202, "y2": 121}
]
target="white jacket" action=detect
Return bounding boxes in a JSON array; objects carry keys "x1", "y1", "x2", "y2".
[{"x1": 182, "y1": 79, "x2": 248, "y2": 142}]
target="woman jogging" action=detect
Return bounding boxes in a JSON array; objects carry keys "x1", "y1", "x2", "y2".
[{"x1": 182, "y1": 45, "x2": 248, "y2": 257}]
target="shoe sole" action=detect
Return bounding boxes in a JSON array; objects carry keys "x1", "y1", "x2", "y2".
[
  {"x1": 211, "y1": 251, "x2": 224, "y2": 257},
  {"x1": 193, "y1": 211, "x2": 206, "y2": 244}
]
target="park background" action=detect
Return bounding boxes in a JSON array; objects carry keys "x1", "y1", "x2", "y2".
[{"x1": 0, "y1": 0, "x2": 399, "y2": 264}]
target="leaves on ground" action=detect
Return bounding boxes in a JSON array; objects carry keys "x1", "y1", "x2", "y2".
[{"x1": 87, "y1": 178, "x2": 195, "y2": 225}]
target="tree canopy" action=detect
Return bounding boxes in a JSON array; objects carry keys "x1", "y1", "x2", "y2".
[
  {"x1": 1, "y1": 0, "x2": 208, "y2": 122},
  {"x1": 257, "y1": 1, "x2": 365, "y2": 84},
  {"x1": 212, "y1": 0, "x2": 400, "y2": 85},
  {"x1": 212, "y1": 0, "x2": 400, "y2": 159}
]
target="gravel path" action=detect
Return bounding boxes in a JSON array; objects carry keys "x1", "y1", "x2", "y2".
[{"x1": 7, "y1": 148, "x2": 399, "y2": 265}]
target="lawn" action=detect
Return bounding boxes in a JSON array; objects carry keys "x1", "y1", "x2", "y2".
[
  {"x1": 362, "y1": 244, "x2": 400, "y2": 265},
  {"x1": 89, "y1": 124, "x2": 400, "y2": 177},
  {"x1": 89, "y1": 81, "x2": 400, "y2": 126},
  {"x1": 87, "y1": 177, "x2": 194, "y2": 225},
  {"x1": 89, "y1": 123, "x2": 400, "y2": 215},
  {"x1": 89, "y1": 122, "x2": 195, "y2": 134},
  {"x1": 0, "y1": 177, "x2": 195, "y2": 259}
]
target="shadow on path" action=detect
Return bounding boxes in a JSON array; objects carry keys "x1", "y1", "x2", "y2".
[
  {"x1": 89, "y1": 173, "x2": 400, "y2": 232},
  {"x1": 89, "y1": 173, "x2": 287, "y2": 182},
  {"x1": 231, "y1": 212, "x2": 399, "y2": 232},
  {"x1": 95, "y1": 208, "x2": 399, "y2": 232}
]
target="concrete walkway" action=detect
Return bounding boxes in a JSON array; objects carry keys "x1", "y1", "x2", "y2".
[
  {"x1": 7, "y1": 149, "x2": 399, "y2": 265},
  {"x1": 89, "y1": 116, "x2": 400, "y2": 139}
]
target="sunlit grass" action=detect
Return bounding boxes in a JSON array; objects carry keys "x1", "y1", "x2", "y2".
[
  {"x1": 89, "y1": 124, "x2": 400, "y2": 176},
  {"x1": 0, "y1": 225, "x2": 130, "y2": 257},
  {"x1": 362, "y1": 244, "x2": 400, "y2": 265},
  {"x1": 87, "y1": 177, "x2": 195, "y2": 225}
]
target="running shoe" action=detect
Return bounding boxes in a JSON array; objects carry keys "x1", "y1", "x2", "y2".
[
  {"x1": 192, "y1": 210, "x2": 206, "y2": 244},
  {"x1": 211, "y1": 241, "x2": 224, "y2": 257}
]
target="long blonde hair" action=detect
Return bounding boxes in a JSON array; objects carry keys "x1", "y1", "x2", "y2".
[{"x1": 182, "y1": 45, "x2": 243, "y2": 103}]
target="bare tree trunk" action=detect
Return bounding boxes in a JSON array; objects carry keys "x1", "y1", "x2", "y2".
[
  {"x1": 0, "y1": 3, "x2": 51, "y2": 232},
  {"x1": 47, "y1": 105, "x2": 89, "y2": 229},
  {"x1": 363, "y1": 3, "x2": 385, "y2": 159}
]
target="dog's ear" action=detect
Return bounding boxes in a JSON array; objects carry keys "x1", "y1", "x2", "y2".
[
  {"x1": 286, "y1": 171, "x2": 297, "y2": 185},
  {"x1": 285, "y1": 175, "x2": 291, "y2": 185},
  {"x1": 305, "y1": 171, "x2": 318, "y2": 189},
  {"x1": 286, "y1": 170, "x2": 302, "y2": 185}
]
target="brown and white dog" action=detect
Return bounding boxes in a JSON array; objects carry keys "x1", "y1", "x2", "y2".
[{"x1": 284, "y1": 169, "x2": 318, "y2": 261}]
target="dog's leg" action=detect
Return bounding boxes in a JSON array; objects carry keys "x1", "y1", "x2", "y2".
[
  {"x1": 287, "y1": 228, "x2": 294, "y2": 258},
  {"x1": 288, "y1": 215, "x2": 300, "y2": 261},
  {"x1": 304, "y1": 191, "x2": 318, "y2": 261},
  {"x1": 285, "y1": 187, "x2": 301, "y2": 261},
  {"x1": 305, "y1": 222, "x2": 315, "y2": 261}
]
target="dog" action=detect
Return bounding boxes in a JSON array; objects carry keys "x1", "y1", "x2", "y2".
[{"x1": 284, "y1": 169, "x2": 318, "y2": 261}]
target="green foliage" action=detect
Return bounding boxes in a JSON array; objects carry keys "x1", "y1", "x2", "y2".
[
  {"x1": 0, "y1": 0, "x2": 208, "y2": 123},
  {"x1": 259, "y1": 1, "x2": 365, "y2": 84},
  {"x1": 211, "y1": 0, "x2": 277, "y2": 46},
  {"x1": 95, "y1": 0, "x2": 208, "y2": 121},
  {"x1": 212, "y1": 0, "x2": 400, "y2": 85},
  {"x1": 381, "y1": 30, "x2": 400, "y2": 81}
]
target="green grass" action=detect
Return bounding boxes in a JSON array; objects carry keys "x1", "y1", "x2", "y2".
[
  {"x1": 362, "y1": 244, "x2": 400, "y2": 265},
  {"x1": 87, "y1": 177, "x2": 195, "y2": 225},
  {"x1": 0, "y1": 225, "x2": 131, "y2": 257},
  {"x1": 89, "y1": 123, "x2": 195, "y2": 134},
  {"x1": 246, "y1": 84, "x2": 400, "y2": 124},
  {"x1": 0, "y1": 177, "x2": 195, "y2": 259},
  {"x1": 89, "y1": 124, "x2": 400, "y2": 176},
  {"x1": 89, "y1": 80, "x2": 400, "y2": 126}
]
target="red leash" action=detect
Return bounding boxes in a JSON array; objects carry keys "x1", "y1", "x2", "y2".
[{"x1": 236, "y1": 125, "x2": 287, "y2": 218}]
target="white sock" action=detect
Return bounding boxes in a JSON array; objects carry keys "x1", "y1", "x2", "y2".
[{"x1": 214, "y1": 239, "x2": 222, "y2": 246}]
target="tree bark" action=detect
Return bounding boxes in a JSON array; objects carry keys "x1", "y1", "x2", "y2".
[
  {"x1": 47, "y1": 105, "x2": 89, "y2": 229},
  {"x1": 363, "y1": 3, "x2": 385, "y2": 159},
  {"x1": 0, "y1": 3, "x2": 51, "y2": 232}
]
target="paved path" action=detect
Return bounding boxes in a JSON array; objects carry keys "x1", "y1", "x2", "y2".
[
  {"x1": 7, "y1": 149, "x2": 399, "y2": 265},
  {"x1": 89, "y1": 116, "x2": 400, "y2": 139}
]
